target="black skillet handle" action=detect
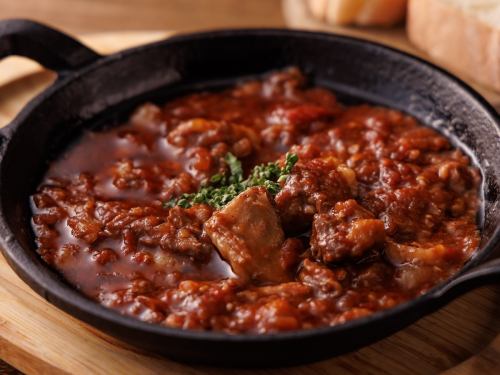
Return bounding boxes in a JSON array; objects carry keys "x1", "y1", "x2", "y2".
[
  {"x1": 434, "y1": 258, "x2": 500, "y2": 301},
  {"x1": 0, "y1": 19, "x2": 100, "y2": 75}
]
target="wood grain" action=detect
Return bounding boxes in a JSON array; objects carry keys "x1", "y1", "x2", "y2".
[
  {"x1": 0, "y1": 0, "x2": 284, "y2": 34},
  {"x1": 1, "y1": 31, "x2": 500, "y2": 375},
  {"x1": 0, "y1": 31, "x2": 171, "y2": 128}
]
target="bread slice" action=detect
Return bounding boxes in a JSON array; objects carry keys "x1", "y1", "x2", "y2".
[
  {"x1": 307, "y1": 0, "x2": 407, "y2": 26},
  {"x1": 408, "y1": 0, "x2": 500, "y2": 92}
]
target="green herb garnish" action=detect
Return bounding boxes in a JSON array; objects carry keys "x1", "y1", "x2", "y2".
[{"x1": 166, "y1": 152, "x2": 298, "y2": 209}]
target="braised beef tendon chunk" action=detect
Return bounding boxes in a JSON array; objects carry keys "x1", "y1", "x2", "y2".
[
  {"x1": 30, "y1": 67, "x2": 482, "y2": 333},
  {"x1": 204, "y1": 187, "x2": 290, "y2": 284},
  {"x1": 311, "y1": 200, "x2": 386, "y2": 263},
  {"x1": 275, "y1": 157, "x2": 356, "y2": 232}
]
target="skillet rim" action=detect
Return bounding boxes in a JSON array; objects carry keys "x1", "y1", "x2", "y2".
[{"x1": 0, "y1": 27, "x2": 499, "y2": 343}]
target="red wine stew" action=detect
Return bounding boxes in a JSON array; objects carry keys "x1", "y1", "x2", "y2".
[{"x1": 31, "y1": 68, "x2": 481, "y2": 333}]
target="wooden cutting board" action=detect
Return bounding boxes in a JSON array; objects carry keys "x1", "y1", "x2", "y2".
[{"x1": 1, "y1": 31, "x2": 500, "y2": 375}]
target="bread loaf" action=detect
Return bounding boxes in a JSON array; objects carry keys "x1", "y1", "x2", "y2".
[
  {"x1": 307, "y1": 0, "x2": 407, "y2": 27},
  {"x1": 408, "y1": 0, "x2": 500, "y2": 92}
]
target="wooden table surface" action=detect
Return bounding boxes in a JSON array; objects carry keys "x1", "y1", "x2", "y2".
[{"x1": 0, "y1": 0, "x2": 285, "y2": 34}]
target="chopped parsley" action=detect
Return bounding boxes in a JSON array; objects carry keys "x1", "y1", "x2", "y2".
[{"x1": 166, "y1": 152, "x2": 298, "y2": 209}]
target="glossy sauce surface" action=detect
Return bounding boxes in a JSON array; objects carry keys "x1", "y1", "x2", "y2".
[{"x1": 31, "y1": 68, "x2": 481, "y2": 333}]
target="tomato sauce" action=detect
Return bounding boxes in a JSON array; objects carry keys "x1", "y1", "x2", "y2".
[{"x1": 31, "y1": 68, "x2": 481, "y2": 333}]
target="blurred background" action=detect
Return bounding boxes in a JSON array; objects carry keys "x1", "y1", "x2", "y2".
[{"x1": 0, "y1": 0, "x2": 285, "y2": 33}]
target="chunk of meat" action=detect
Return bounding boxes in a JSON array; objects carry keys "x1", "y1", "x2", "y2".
[
  {"x1": 129, "y1": 102, "x2": 163, "y2": 127},
  {"x1": 101, "y1": 201, "x2": 215, "y2": 261},
  {"x1": 32, "y1": 206, "x2": 67, "y2": 225},
  {"x1": 298, "y1": 259, "x2": 344, "y2": 298},
  {"x1": 396, "y1": 127, "x2": 450, "y2": 153},
  {"x1": 227, "y1": 282, "x2": 312, "y2": 333},
  {"x1": 262, "y1": 104, "x2": 338, "y2": 148},
  {"x1": 385, "y1": 239, "x2": 462, "y2": 266},
  {"x1": 332, "y1": 308, "x2": 373, "y2": 325},
  {"x1": 261, "y1": 66, "x2": 306, "y2": 99},
  {"x1": 436, "y1": 161, "x2": 478, "y2": 194},
  {"x1": 252, "y1": 299, "x2": 302, "y2": 333},
  {"x1": 110, "y1": 159, "x2": 181, "y2": 194},
  {"x1": 149, "y1": 205, "x2": 215, "y2": 261},
  {"x1": 161, "y1": 172, "x2": 198, "y2": 201},
  {"x1": 249, "y1": 282, "x2": 312, "y2": 300},
  {"x1": 67, "y1": 198, "x2": 102, "y2": 244},
  {"x1": 352, "y1": 263, "x2": 394, "y2": 289},
  {"x1": 229, "y1": 297, "x2": 303, "y2": 333},
  {"x1": 395, "y1": 264, "x2": 451, "y2": 292},
  {"x1": 162, "y1": 279, "x2": 239, "y2": 329},
  {"x1": 279, "y1": 238, "x2": 304, "y2": 273},
  {"x1": 167, "y1": 118, "x2": 259, "y2": 158},
  {"x1": 236, "y1": 282, "x2": 312, "y2": 307},
  {"x1": 267, "y1": 104, "x2": 337, "y2": 127},
  {"x1": 311, "y1": 199, "x2": 386, "y2": 263},
  {"x1": 378, "y1": 186, "x2": 445, "y2": 240},
  {"x1": 204, "y1": 187, "x2": 288, "y2": 284},
  {"x1": 275, "y1": 157, "x2": 355, "y2": 232}
]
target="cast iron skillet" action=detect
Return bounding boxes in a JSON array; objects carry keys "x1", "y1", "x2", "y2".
[{"x1": 0, "y1": 19, "x2": 499, "y2": 367}]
